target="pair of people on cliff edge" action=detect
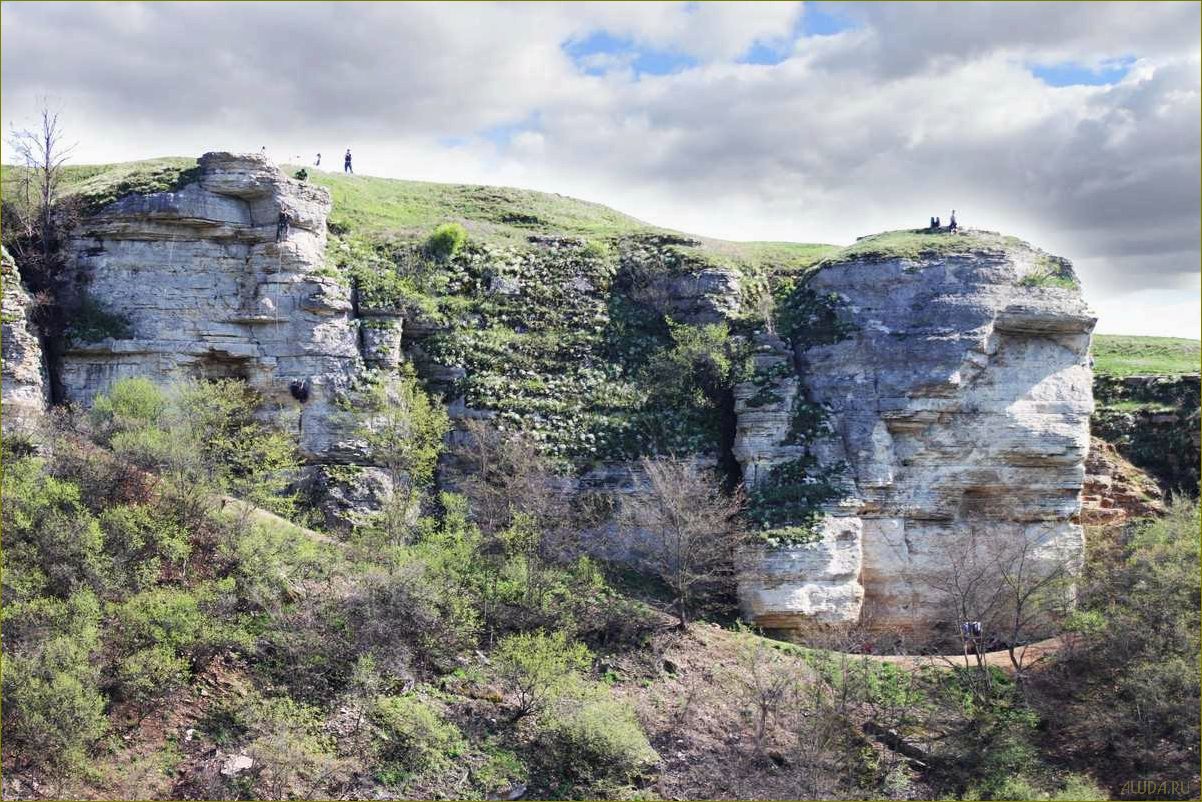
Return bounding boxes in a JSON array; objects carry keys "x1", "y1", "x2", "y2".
[{"x1": 928, "y1": 210, "x2": 958, "y2": 231}]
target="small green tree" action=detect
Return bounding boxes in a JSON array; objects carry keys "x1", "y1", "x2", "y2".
[
  {"x1": 92, "y1": 378, "x2": 301, "y2": 527},
  {"x1": 493, "y1": 630, "x2": 591, "y2": 719},
  {"x1": 538, "y1": 690, "x2": 659, "y2": 797},
  {"x1": 0, "y1": 590, "x2": 108, "y2": 779},
  {"x1": 369, "y1": 694, "x2": 466, "y2": 774},
  {"x1": 357, "y1": 369, "x2": 450, "y2": 548},
  {"x1": 117, "y1": 645, "x2": 190, "y2": 721},
  {"x1": 425, "y1": 223, "x2": 467, "y2": 261}
]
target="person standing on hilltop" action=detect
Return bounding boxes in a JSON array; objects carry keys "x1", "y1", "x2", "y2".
[
  {"x1": 344, "y1": 149, "x2": 353, "y2": 174},
  {"x1": 315, "y1": 152, "x2": 321, "y2": 167},
  {"x1": 949, "y1": 209, "x2": 958, "y2": 232}
]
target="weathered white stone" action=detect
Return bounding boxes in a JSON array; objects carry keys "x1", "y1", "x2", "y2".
[
  {"x1": 735, "y1": 238, "x2": 1096, "y2": 637},
  {"x1": 60, "y1": 153, "x2": 363, "y2": 462},
  {"x1": 1, "y1": 246, "x2": 49, "y2": 433}
]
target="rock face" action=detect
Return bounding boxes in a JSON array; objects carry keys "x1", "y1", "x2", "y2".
[
  {"x1": 51, "y1": 158, "x2": 1103, "y2": 644},
  {"x1": 1080, "y1": 436, "x2": 1164, "y2": 527},
  {"x1": 1092, "y1": 373, "x2": 1200, "y2": 495},
  {"x1": 734, "y1": 235, "x2": 1097, "y2": 637},
  {"x1": 1, "y1": 245, "x2": 50, "y2": 433},
  {"x1": 59, "y1": 153, "x2": 361, "y2": 462}
]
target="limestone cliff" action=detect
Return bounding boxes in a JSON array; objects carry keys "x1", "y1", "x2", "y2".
[
  {"x1": 1, "y1": 245, "x2": 49, "y2": 433},
  {"x1": 35, "y1": 155, "x2": 1103, "y2": 643},
  {"x1": 734, "y1": 232, "x2": 1096, "y2": 636},
  {"x1": 59, "y1": 153, "x2": 362, "y2": 463}
]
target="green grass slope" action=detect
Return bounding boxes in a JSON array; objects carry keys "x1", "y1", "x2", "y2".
[
  {"x1": 3, "y1": 156, "x2": 837, "y2": 275},
  {"x1": 1092, "y1": 334, "x2": 1200, "y2": 377}
]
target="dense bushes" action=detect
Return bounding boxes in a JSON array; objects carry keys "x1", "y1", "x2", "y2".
[
  {"x1": 426, "y1": 222, "x2": 468, "y2": 261},
  {"x1": 1033, "y1": 497, "x2": 1200, "y2": 798},
  {"x1": 537, "y1": 693, "x2": 659, "y2": 798}
]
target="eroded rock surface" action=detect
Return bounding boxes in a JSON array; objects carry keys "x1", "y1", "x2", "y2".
[
  {"x1": 1, "y1": 245, "x2": 49, "y2": 433},
  {"x1": 60, "y1": 152, "x2": 360, "y2": 462},
  {"x1": 734, "y1": 234, "x2": 1097, "y2": 636}
]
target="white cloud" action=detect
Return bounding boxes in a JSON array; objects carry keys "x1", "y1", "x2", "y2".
[{"x1": 1, "y1": 1, "x2": 1197, "y2": 337}]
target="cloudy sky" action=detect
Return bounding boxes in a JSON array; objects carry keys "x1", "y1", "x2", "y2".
[{"x1": 2, "y1": 1, "x2": 1199, "y2": 337}]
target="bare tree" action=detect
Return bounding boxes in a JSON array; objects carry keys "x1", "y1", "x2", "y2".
[
  {"x1": 922, "y1": 527, "x2": 1075, "y2": 694},
  {"x1": 6, "y1": 101, "x2": 76, "y2": 270},
  {"x1": 619, "y1": 456, "x2": 745, "y2": 628},
  {"x1": 734, "y1": 637, "x2": 801, "y2": 756},
  {"x1": 990, "y1": 533, "x2": 1075, "y2": 687},
  {"x1": 921, "y1": 528, "x2": 1007, "y2": 686},
  {"x1": 449, "y1": 417, "x2": 570, "y2": 541}
]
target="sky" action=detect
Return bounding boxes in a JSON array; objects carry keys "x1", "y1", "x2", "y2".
[{"x1": 1, "y1": 1, "x2": 1199, "y2": 338}]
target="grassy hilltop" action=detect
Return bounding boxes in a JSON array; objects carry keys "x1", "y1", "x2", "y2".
[{"x1": 1091, "y1": 334, "x2": 1200, "y2": 377}]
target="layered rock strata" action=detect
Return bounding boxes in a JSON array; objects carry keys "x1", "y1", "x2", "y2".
[
  {"x1": 59, "y1": 152, "x2": 361, "y2": 462},
  {"x1": 1, "y1": 245, "x2": 50, "y2": 433},
  {"x1": 734, "y1": 235, "x2": 1097, "y2": 636}
]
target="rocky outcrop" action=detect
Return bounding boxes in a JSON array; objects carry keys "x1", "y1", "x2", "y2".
[
  {"x1": 59, "y1": 152, "x2": 362, "y2": 462},
  {"x1": 1, "y1": 245, "x2": 49, "y2": 433},
  {"x1": 1080, "y1": 436, "x2": 1163, "y2": 527},
  {"x1": 734, "y1": 233, "x2": 1097, "y2": 637},
  {"x1": 1092, "y1": 373, "x2": 1200, "y2": 495},
  {"x1": 52, "y1": 158, "x2": 1106, "y2": 643}
]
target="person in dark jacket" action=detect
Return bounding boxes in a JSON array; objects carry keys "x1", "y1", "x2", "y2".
[
  {"x1": 344, "y1": 149, "x2": 353, "y2": 174},
  {"x1": 276, "y1": 209, "x2": 292, "y2": 242}
]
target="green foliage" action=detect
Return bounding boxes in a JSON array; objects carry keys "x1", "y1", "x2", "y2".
[
  {"x1": 111, "y1": 587, "x2": 206, "y2": 653},
  {"x1": 1, "y1": 589, "x2": 108, "y2": 777},
  {"x1": 357, "y1": 367, "x2": 450, "y2": 490},
  {"x1": 117, "y1": 646, "x2": 189, "y2": 714},
  {"x1": 820, "y1": 228, "x2": 1027, "y2": 265},
  {"x1": 426, "y1": 222, "x2": 468, "y2": 261},
  {"x1": 241, "y1": 694, "x2": 338, "y2": 800},
  {"x1": 92, "y1": 377, "x2": 301, "y2": 518},
  {"x1": 493, "y1": 630, "x2": 591, "y2": 717},
  {"x1": 1019, "y1": 255, "x2": 1079, "y2": 289},
  {"x1": 100, "y1": 504, "x2": 189, "y2": 592},
  {"x1": 1091, "y1": 334, "x2": 1200, "y2": 377},
  {"x1": 17, "y1": 157, "x2": 201, "y2": 214},
  {"x1": 370, "y1": 694, "x2": 466, "y2": 774},
  {"x1": 774, "y1": 282, "x2": 855, "y2": 347},
  {"x1": 63, "y1": 294, "x2": 134, "y2": 344},
  {"x1": 2, "y1": 455, "x2": 107, "y2": 600},
  {"x1": 537, "y1": 691, "x2": 659, "y2": 798}
]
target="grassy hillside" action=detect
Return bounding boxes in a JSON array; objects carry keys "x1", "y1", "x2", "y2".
[
  {"x1": 3, "y1": 157, "x2": 837, "y2": 275},
  {"x1": 1092, "y1": 334, "x2": 1200, "y2": 377}
]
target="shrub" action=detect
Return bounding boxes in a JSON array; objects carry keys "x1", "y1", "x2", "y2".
[
  {"x1": 99, "y1": 503, "x2": 190, "y2": 592},
  {"x1": 493, "y1": 630, "x2": 591, "y2": 718},
  {"x1": 0, "y1": 591, "x2": 107, "y2": 777},
  {"x1": 425, "y1": 223, "x2": 467, "y2": 261},
  {"x1": 112, "y1": 587, "x2": 206, "y2": 654},
  {"x1": 94, "y1": 378, "x2": 301, "y2": 520},
  {"x1": 65, "y1": 295, "x2": 133, "y2": 344},
  {"x1": 538, "y1": 693, "x2": 659, "y2": 797},
  {"x1": 2, "y1": 456, "x2": 107, "y2": 600},
  {"x1": 117, "y1": 645, "x2": 190, "y2": 717},
  {"x1": 90, "y1": 376, "x2": 167, "y2": 437},
  {"x1": 370, "y1": 694, "x2": 466, "y2": 774},
  {"x1": 242, "y1": 695, "x2": 339, "y2": 800}
]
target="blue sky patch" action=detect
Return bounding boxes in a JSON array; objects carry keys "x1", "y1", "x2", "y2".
[
  {"x1": 563, "y1": 30, "x2": 698, "y2": 77},
  {"x1": 738, "y1": 2, "x2": 856, "y2": 66},
  {"x1": 1031, "y1": 56, "x2": 1136, "y2": 87}
]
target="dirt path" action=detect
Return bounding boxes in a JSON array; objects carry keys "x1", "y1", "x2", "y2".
[
  {"x1": 861, "y1": 636, "x2": 1066, "y2": 672},
  {"x1": 217, "y1": 495, "x2": 344, "y2": 547}
]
